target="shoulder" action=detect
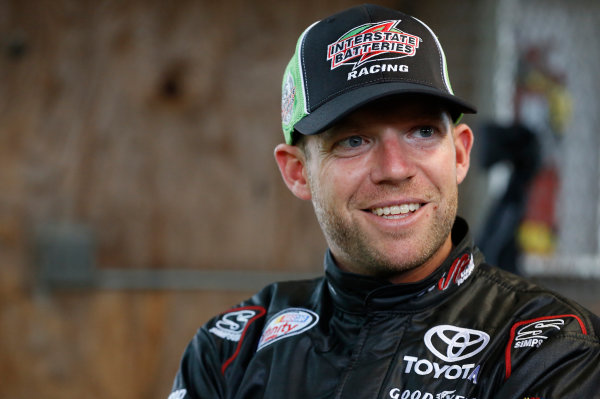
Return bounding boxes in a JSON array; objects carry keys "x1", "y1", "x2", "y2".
[
  {"x1": 174, "y1": 276, "x2": 327, "y2": 394},
  {"x1": 203, "y1": 275, "x2": 326, "y2": 327},
  {"x1": 466, "y1": 263, "x2": 600, "y2": 391},
  {"x1": 252, "y1": 276, "x2": 328, "y2": 307},
  {"x1": 196, "y1": 276, "x2": 327, "y2": 358},
  {"x1": 472, "y1": 262, "x2": 600, "y2": 338}
]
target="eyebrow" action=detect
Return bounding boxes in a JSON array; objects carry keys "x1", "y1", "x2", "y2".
[
  {"x1": 327, "y1": 110, "x2": 449, "y2": 135},
  {"x1": 322, "y1": 121, "x2": 363, "y2": 138}
]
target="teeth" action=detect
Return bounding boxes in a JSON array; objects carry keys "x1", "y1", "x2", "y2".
[{"x1": 371, "y1": 203, "x2": 421, "y2": 217}]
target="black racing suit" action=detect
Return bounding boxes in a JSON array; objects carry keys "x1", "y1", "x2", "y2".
[{"x1": 170, "y1": 218, "x2": 600, "y2": 398}]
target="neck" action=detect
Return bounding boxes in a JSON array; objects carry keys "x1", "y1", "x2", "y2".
[{"x1": 387, "y1": 234, "x2": 454, "y2": 284}]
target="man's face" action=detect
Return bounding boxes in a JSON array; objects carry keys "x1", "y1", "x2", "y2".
[{"x1": 298, "y1": 97, "x2": 473, "y2": 282}]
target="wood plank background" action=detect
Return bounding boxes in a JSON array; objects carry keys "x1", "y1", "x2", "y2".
[{"x1": 0, "y1": 1, "x2": 483, "y2": 397}]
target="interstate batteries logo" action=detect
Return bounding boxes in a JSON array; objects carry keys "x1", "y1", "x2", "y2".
[{"x1": 327, "y1": 20, "x2": 421, "y2": 70}]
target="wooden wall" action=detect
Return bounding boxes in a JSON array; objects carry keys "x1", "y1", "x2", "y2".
[{"x1": 0, "y1": 1, "x2": 482, "y2": 397}]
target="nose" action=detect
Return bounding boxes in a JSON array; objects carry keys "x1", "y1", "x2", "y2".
[{"x1": 369, "y1": 132, "x2": 415, "y2": 184}]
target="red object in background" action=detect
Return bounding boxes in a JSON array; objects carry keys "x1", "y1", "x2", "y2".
[{"x1": 523, "y1": 166, "x2": 559, "y2": 228}]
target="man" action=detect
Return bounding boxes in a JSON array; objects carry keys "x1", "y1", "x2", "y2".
[{"x1": 170, "y1": 4, "x2": 600, "y2": 398}]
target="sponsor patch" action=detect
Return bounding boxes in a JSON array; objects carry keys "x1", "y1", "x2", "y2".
[
  {"x1": 215, "y1": 306, "x2": 266, "y2": 375},
  {"x1": 514, "y1": 318, "x2": 565, "y2": 349},
  {"x1": 326, "y1": 20, "x2": 421, "y2": 70},
  {"x1": 257, "y1": 308, "x2": 319, "y2": 350},
  {"x1": 402, "y1": 355, "x2": 481, "y2": 384},
  {"x1": 504, "y1": 314, "x2": 587, "y2": 379},
  {"x1": 424, "y1": 325, "x2": 490, "y2": 362},
  {"x1": 401, "y1": 325, "x2": 488, "y2": 385},
  {"x1": 209, "y1": 307, "x2": 265, "y2": 342},
  {"x1": 168, "y1": 389, "x2": 186, "y2": 399},
  {"x1": 438, "y1": 253, "x2": 474, "y2": 291},
  {"x1": 436, "y1": 391, "x2": 457, "y2": 399},
  {"x1": 388, "y1": 387, "x2": 476, "y2": 399},
  {"x1": 281, "y1": 71, "x2": 295, "y2": 126}
]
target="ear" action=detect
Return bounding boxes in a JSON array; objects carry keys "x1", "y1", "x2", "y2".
[
  {"x1": 274, "y1": 143, "x2": 312, "y2": 200},
  {"x1": 453, "y1": 123, "x2": 474, "y2": 185}
]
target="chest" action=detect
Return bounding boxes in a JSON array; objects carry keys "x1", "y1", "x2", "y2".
[{"x1": 231, "y1": 311, "x2": 504, "y2": 399}]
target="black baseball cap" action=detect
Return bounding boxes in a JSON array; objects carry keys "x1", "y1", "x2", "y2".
[{"x1": 281, "y1": 4, "x2": 477, "y2": 144}]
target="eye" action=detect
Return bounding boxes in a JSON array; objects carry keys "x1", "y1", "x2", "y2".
[
  {"x1": 336, "y1": 135, "x2": 366, "y2": 149},
  {"x1": 330, "y1": 134, "x2": 371, "y2": 156},
  {"x1": 415, "y1": 126, "x2": 435, "y2": 138},
  {"x1": 345, "y1": 136, "x2": 364, "y2": 147}
]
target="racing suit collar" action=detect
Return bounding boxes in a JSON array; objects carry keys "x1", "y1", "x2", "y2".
[{"x1": 324, "y1": 217, "x2": 480, "y2": 313}]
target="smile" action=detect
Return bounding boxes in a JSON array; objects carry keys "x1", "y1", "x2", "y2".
[{"x1": 370, "y1": 203, "x2": 421, "y2": 219}]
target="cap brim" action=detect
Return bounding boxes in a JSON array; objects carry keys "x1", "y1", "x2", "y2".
[{"x1": 293, "y1": 82, "x2": 477, "y2": 136}]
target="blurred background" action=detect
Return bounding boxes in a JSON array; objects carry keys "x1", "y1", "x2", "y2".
[{"x1": 1, "y1": 0, "x2": 598, "y2": 397}]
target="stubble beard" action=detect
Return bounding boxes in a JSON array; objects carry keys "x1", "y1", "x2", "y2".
[{"x1": 312, "y1": 186, "x2": 458, "y2": 280}]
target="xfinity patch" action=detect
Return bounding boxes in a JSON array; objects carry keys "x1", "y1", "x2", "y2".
[{"x1": 257, "y1": 308, "x2": 319, "y2": 350}]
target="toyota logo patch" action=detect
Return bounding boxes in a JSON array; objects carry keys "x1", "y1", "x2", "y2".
[{"x1": 424, "y1": 325, "x2": 490, "y2": 362}]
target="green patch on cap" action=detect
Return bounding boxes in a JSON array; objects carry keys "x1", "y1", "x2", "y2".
[{"x1": 281, "y1": 24, "x2": 314, "y2": 144}]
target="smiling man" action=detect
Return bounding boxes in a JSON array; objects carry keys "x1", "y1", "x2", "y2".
[
  {"x1": 170, "y1": 5, "x2": 600, "y2": 399},
  {"x1": 276, "y1": 97, "x2": 472, "y2": 283}
]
